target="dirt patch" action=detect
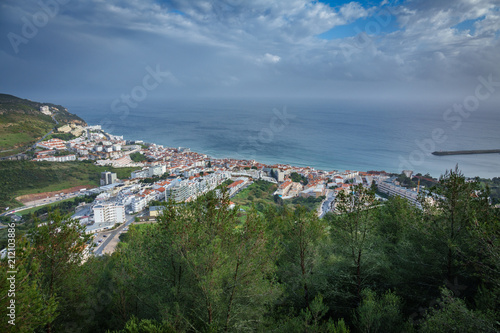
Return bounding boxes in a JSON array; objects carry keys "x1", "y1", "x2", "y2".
[{"x1": 16, "y1": 185, "x2": 95, "y2": 203}]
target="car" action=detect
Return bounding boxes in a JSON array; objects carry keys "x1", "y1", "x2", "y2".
[
  {"x1": 98, "y1": 239, "x2": 103, "y2": 243},
  {"x1": 103, "y1": 235, "x2": 107, "y2": 238}
]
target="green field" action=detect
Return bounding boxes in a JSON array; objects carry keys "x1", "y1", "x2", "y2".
[
  {"x1": 0, "y1": 160, "x2": 137, "y2": 209},
  {"x1": 231, "y1": 180, "x2": 278, "y2": 211},
  {"x1": 0, "y1": 113, "x2": 55, "y2": 156},
  {"x1": 0, "y1": 93, "x2": 87, "y2": 157},
  {"x1": 231, "y1": 180, "x2": 325, "y2": 213}
]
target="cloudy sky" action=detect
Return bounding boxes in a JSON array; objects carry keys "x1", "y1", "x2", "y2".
[{"x1": 1, "y1": 0, "x2": 499, "y2": 102}]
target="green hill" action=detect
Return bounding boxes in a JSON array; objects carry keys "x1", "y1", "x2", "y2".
[
  {"x1": 0, "y1": 93, "x2": 86, "y2": 157},
  {"x1": 0, "y1": 160, "x2": 136, "y2": 209}
]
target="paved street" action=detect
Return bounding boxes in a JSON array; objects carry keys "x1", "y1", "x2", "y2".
[
  {"x1": 92, "y1": 212, "x2": 145, "y2": 255},
  {"x1": 319, "y1": 191, "x2": 335, "y2": 218}
]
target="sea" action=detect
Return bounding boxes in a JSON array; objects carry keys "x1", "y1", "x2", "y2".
[{"x1": 61, "y1": 97, "x2": 500, "y2": 179}]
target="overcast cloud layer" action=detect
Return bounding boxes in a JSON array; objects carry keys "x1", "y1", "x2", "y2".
[{"x1": 0, "y1": 0, "x2": 499, "y2": 102}]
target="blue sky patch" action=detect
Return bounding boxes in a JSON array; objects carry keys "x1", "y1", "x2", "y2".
[
  {"x1": 317, "y1": 12, "x2": 400, "y2": 40},
  {"x1": 452, "y1": 16, "x2": 485, "y2": 35}
]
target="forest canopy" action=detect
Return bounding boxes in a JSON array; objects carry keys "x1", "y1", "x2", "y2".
[{"x1": 1, "y1": 167, "x2": 499, "y2": 332}]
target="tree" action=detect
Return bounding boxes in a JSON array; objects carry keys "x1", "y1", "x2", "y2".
[
  {"x1": 432, "y1": 166, "x2": 485, "y2": 281},
  {"x1": 354, "y1": 289, "x2": 407, "y2": 333},
  {"x1": 121, "y1": 190, "x2": 281, "y2": 332},
  {"x1": 271, "y1": 206, "x2": 328, "y2": 312},
  {"x1": 271, "y1": 294, "x2": 351, "y2": 333},
  {"x1": 0, "y1": 237, "x2": 58, "y2": 332},
  {"x1": 108, "y1": 316, "x2": 177, "y2": 333},
  {"x1": 29, "y1": 210, "x2": 90, "y2": 332},
  {"x1": 329, "y1": 184, "x2": 377, "y2": 301},
  {"x1": 419, "y1": 288, "x2": 497, "y2": 333}
]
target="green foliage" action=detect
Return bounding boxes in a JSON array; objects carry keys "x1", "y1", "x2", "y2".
[
  {"x1": 0, "y1": 160, "x2": 135, "y2": 209},
  {"x1": 269, "y1": 206, "x2": 328, "y2": 312},
  {"x1": 130, "y1": 152, "x2": 147, "y2": 162},
  {"x1": 0, "y1": 93, "x2": 85, "y2": 157},
  {"x1": 108, "y1": 316, "x2": 177, "y2": 333},
  {"x1": 4, "y1": 166, "x2": 498, "y2": 332},
  {"x1": 290, "y1": 172, "x2": 308, "y2": 185},
  {"x1": 45, "y1": 132, "x2": 77, "y2": 141},
  {"x1": 290, "y1": 195, "x2": 325, "y2": 211},
  {"x1": 419, "y1": 288, "x2": 498, "y2": 333},
  {"x1": 112, "y1": 190, "x2": 281, "y2": 332},
  {"x1": 140, "y1": 172, "x2": 169, "y2": 184},
  {"x1": 478, "y1": 177, "x2": 500, "y2": 204},
  {"x1": 0, "y1": 237, "x2": 58, "y2": 332},
  {"x1": 22, "y1": 193, "x2": 98, "y2": 218},
  {"x1": 328, "y1": 184, "x2": 377, "y2": 301},
  {"x1": 396, "y1": 173, "x2": 416, "y2": 188},
  {"x1": 354, "y1": 289, "x2": 407, "y2": 333},
  {"x1": 271, "y1": 295, "x2": 350, "y2": 333},
  {"x1": 231, "y1": 180, "x2": 277, "y2": 212}
]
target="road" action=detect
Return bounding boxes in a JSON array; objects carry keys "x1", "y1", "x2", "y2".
[
  {"x1": 0, "y1": 192, "x2": 83, "y2": 217},
  {"x1": 319, "y1": 192, "x2": 335, "y2": 218},
  {"x1": 92, "y1": 212, "x2": 146, "y2": 255},
  {"x1": 0, "y1": 115, "x2": 60, "y2": 161},
  {"x1": 32, "y1": 115, "x2": 59, "y2": 148}
]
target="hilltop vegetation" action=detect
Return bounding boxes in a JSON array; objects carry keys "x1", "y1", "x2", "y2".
[
  {"x1": 1, "y1": 168, "x2": 498, "y2": 332},
  {"x1": 0, "y1": 93, "x2": 85, "y2": 125},
  {"x1": 231, "y1": 180, "x2": 277, "y2": 211},
  {"x1": 0, "y1": 160, "x2": 136, "y2": 209},
  {"x1": 0, "y1": 93, "x2": 86, "y2": 157}
]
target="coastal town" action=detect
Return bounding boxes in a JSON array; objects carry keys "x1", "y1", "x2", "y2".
[{"x1": 2, "y1": 106, "x2": 431, "y2": 257}]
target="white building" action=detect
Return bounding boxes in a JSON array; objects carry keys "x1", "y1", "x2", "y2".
[
  {"x1": 93, "y1": 203, "x2": 125, "y2": 224},
  {"x1": 131, "y1": 196, "x2": 147, "y2": 213},
  {"x1": 378, "y1": 178, "x2": 421, "y2": 208},
  {"x1": 149, "y1": 165, "x2": 166, "y2": 177},
  {"x1": 165, "y1": 180, "x2": 194, "y2": 202},
  {"x1": 39, "y1": 105, "x2": 52, "y2": 115},
  {"x1": 131, "y1": 169, "x2": 149, "y2": 179}
]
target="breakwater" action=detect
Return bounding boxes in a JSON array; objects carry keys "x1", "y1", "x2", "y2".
[{"x1": 432, "y1": 149, "x2": 500, "y2": 156}]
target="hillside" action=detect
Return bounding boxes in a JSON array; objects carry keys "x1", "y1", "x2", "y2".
[
  {"x1": 0, "y1": 93, "x2": 86, "y2": 157},
  {"x1": 0, "y1": 160, "x2": 136, "y2": 209}
]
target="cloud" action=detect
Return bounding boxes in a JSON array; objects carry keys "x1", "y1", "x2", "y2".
[
  {"x1": 0, "y1": 0, "x2": 499, "y2": 101},
  {"x1": 258, "y1": 53, "x2": 281, "y2": 64}
]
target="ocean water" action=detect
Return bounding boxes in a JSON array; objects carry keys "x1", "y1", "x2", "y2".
[{"x1": 63, "y1": 97, "x2": 500, "y2": 179}]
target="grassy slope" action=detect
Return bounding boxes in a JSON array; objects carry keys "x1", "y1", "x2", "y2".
[
  {"x1": 17, "y1": 197, "x2": 78, "y2": 216},
  {"x1": 231, "y1": 180, "x2": 277, "y2": 211},
  {"x1": 231, "y1": 180, "x2": 325, "y2": 213},
  {"x1": 0, "y1": 113, "x2": 55, "y2": 156},
  {"x1": 0, "y1": 160, "x2": 136, "y2": 209},
  {"x1": 0, "y1": 93, "x2": 86, "y2": 157}
]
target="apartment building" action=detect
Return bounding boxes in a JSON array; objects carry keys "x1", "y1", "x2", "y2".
[{"x1": 93, "y1": 203, "x2": 126, "y2": 224}]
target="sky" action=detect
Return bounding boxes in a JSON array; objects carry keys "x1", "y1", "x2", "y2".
[{"x1": 0, "y1": 0, "x2": 499, "y2": 103}]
